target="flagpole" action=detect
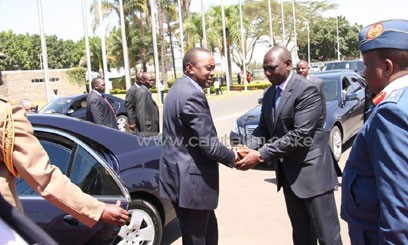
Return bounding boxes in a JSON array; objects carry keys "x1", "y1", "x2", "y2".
[
  {"x1": 177, "y1": 0, "x2": 184, "y2": 59},
  {"x1": 81, "y1": 0, "x2": 93, "y2": 91},
  {"x1": 239, "y1": 0, "x2": 247, "y2": 92},
  {"x1": 150, "y1": 0, "x2": 161, "y2": 103},
  {"x1": 97, "y1": 0, "x2": 110, "y2": 94},
  {"x1": 221, "y1": 0, "x2": 230, "y2": 93},
  {"x1": 36, "y1": 0, "x2": 51, "y2": 102},
  {"x1": 119, "y1": 0, "x2": 131, "y2": 90}
]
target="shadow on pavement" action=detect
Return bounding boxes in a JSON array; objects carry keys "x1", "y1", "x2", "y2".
[{"x1": 161, "y1": 218, "x2": 181, "y2": 245}]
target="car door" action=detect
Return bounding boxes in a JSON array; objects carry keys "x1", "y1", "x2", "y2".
[
  {"x1": 341, "y1": 75, "x2": 365, "y2": 140},
  {"x1": 17, "y1": 128, "x2": 130, "y2": 245}
]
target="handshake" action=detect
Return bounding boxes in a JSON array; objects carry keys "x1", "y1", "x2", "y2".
[{"x1": 232, "y1": 145, "x2": 263, "y2": 171}]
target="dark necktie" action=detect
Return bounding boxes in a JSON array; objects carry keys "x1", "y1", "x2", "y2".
[
  {"x1": 102, "y1": 94, "x2": 116, "y2": 118},
  {"x1": 274, "y1": 86, "x2": 282, "y2": 110}
]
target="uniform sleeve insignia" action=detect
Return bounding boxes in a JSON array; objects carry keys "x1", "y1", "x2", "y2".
[
  {"x1": 366, "y1": 23, "x2": 384, "y2": 40},
  {"x1": 2, "y1": 103, "x2": 19, "y2": 177}
]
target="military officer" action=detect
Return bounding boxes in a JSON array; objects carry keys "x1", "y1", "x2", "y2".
[
  {"x1": 0, "y1": 66, "x2": 128, "y2": 231},
  {"x1": 341, "y1": 19, "x2": 408, "y2": 244}
]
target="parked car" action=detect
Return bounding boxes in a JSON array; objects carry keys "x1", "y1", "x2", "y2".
[
  {"x1": 321, "y1": 59, "x2": 366, "y2": 77},
  {"x1": 18, "y1": 113, "x2": 176, "y2": 245},
  {"x1": 39, "y1": 93, "x2": 128, "y2": 131},
  {"x1": 230, "y1": 70, "x2": 371, "y2": 161}
]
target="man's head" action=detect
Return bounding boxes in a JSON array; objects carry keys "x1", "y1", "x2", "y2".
[
  {"x1": 136, "y1": 72, "x2": 143, "y2": 85},
  {"x1": 183, "y1": 48, "x2": 215, "y2": 89},
  {"x1": 263, "y1": 46, "x2": 292, "y2": 86},
  {"x1": 296, "y1": 60, "x2": 310, "y2": 78},
  {"x1": 358, "y1": 19, "x2": 408, "y2": 94},
  {"x1": 91, "y1": 77, "x2": 106, "y2": 93},
  {"x1": 141, "y1": 72, "x2": 155, "y2": 88}
]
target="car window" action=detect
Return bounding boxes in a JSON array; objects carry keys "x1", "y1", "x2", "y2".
[
  {"x1": 70, "y1": 146, "x2": 122, "y2": 196},
  {"x1": 16, "y1": 138, "x2": 73, "y2": 195},
  {"x1": 39, "y1": 98, "x2": 72, "y2": 113},
  {"x1": 323, "y1": 79, "x2": 338, "y2": 101}
]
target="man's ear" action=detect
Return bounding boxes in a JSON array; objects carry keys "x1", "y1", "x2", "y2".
[
  {"x1": 383, "y1": 58, "x2": 394, "y2": 77},
  {"x1": 185, "y1": 63, "x2": 194, "y2": 75}
]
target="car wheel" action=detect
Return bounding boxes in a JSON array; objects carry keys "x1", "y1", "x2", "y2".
[
  {"x1": 329, "y1": 126, "x2": 342, "y2": 161},
  {"x1": 116, "y1": 115, "x2": 128, "y2": 132},
  {"x1": 117, "y1": 199, "x2": 162, "y2": 245}
]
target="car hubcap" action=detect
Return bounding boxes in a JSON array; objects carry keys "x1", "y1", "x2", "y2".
[
  {"x1": 117, "y1": 209, "x2": 155, "y2": 245},
  {"x1": 117, "y1": 117, "x2": 127, "y2": 132},
  {"x1": 332, "y1": 130, "x2": 342, "y2": 158}
]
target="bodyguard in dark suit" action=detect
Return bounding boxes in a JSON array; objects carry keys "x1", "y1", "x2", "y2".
[
  {"x1": 160, "y1": 48, "x2": 238, "y2": 245},
  {"x1": 296, "y1": 59, "x2": 327, "y2": 121},
  {"x1": 236, "y1": 47, "x2": 342, "y2": 245},
  {"x1": 86, "y1": 77, "x2": 118, "y2": 129},
  {"x1": 125, "y1": 72, "x2": 142, "y2": 133},
  {"x1": 133, "y1": 72, "x2": 159, "y2": 136}
]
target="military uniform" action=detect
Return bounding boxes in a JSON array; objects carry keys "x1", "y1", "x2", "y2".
[
  {"x1": 0, "y1": 99, "x2": 105, "y2": 227},
  {"x1": 341, "y1": 19, "x2": 408, "y2": 244},
  {"x1": 341, "y1": 77, "x2": 408, "y2": 243}
]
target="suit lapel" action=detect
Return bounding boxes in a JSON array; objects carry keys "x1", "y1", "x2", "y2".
[{"x1": 271, "y1": 77, "x2": 295, "y2": 134}]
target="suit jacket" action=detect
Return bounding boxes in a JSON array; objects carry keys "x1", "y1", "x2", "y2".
[
  {"x1": 86, "y1": 90, "x2": 118, "y2": 129},
  {"x1": 248, "y1": 73, "x2": 338, "y2": 198},
  {"x1": 0, "y1": 101, "x2": 105, "y2": 227},
  {"x1": 134, "y1": 85, "x2": 159, "y2": 136},
  {"x1": 309, "y1": 75, "x2": 327, "y2": 122},
  {"x1": 125, "y1": 84, "x2": 139, "y2": 129},
  {"x1": 160, "y1": 76, "x2": 235, "y2": 210}
]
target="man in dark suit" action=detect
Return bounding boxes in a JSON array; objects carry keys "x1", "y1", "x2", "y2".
[
  {"x1": 236, "y1": 46, "x2": 342, "y2": 245},
  {"x1": 132, "y1": 72, "x2": 159, "y2": 136},
  {"x1": 296, "y1": 59, "x2": 327, "y2": 121},
  {"x1": 86, "y1": 77, "x2": 118, "y2": 129},
  {"x1": 160, "y1": 48, "x2": 238, "y2": 245},
  {"x1": 125, "y1": 72, "x2": 142, "y2": 133}
]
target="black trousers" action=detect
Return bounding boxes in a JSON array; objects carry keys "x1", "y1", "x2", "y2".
[
  {"x1": 282, "y1": 186, "x2": 342, "y2": 245},
  {"x1": 173, "y1": 203, "x2": 218, "y2": 245}
]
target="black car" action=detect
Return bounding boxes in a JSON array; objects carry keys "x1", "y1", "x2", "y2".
[
  {"x1": 39, "y1": 93, "x2": 128, "y2": 131},
  {"x1": 18, "y1": 114, "x2": 176, "y2": 244},
  {"x1": 230, "y1": 70, "x2": 371, "y2": 161}
]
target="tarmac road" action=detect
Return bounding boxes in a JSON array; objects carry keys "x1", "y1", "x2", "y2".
[{"x1": 160, "y1": 89, "x2": 352, "y2": 245}]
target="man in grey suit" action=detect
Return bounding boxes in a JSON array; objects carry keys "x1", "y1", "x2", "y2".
[
  {"x1": 132, "y1": 72, "x2": 159, "y2": 136},
  {"x1": 160, "y1": 48, "x2": 238, "y2": 245},
  {"x1": 86, "y1": 77, "x2": 118, "y2": 129},
  {"x1": 296, "y1": 59, "x2": 327, "y2": 121},
  {"x1": 236, "y1": 47, "x2": 342, "y2": 245}
]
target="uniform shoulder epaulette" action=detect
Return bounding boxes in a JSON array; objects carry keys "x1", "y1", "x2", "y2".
[{"x1": 381, "y1": 88, "x2": 406, "y2": 105}]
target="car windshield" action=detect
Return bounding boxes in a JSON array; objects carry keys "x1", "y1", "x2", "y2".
[
  {"x1": 40, "y1": 98, "x2": 74, "y2": 113},
  {"x1": 322, "y1": 79, "x2": 338, "y2": 101}
]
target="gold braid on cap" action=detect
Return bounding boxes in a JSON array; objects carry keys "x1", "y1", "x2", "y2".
[{"x1": 2, "y1": 103, "x2": 19, "y2": 177}]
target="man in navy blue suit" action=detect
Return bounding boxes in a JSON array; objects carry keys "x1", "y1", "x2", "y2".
[
  {"x1": 160, "y1": 48, "x2": 238, "y2": 245},
  {"x1": 341, "y1": 19, "x2": 408, "y2": 244}
]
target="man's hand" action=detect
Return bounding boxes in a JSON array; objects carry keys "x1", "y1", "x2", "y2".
[
  {"x1": 234, "y1": 149, "x2": 261, "y2": 170},
  {"x1": 100, "y1": 201, "x2": 129, "y2": 226},
  {"x1": 233, "y1": 145, "x2": 250, "y2": 162}
]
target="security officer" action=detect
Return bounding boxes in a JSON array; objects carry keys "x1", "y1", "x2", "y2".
[
  {"x1": 0, "y1": 60, "x2": 129, "y2": 238},
  {"x1": 341, "y1": 19, "x2": 408, "y2": 244}
]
